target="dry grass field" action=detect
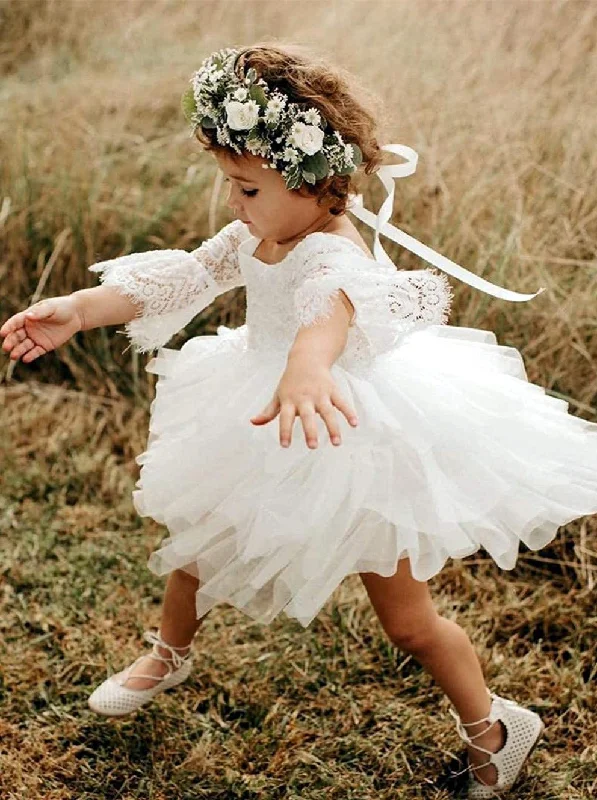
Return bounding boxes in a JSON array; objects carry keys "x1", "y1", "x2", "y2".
[{"x1": 0, "y1": 1, "x2": 596, "y2": 798}]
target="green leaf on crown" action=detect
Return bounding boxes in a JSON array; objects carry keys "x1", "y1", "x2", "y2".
[
  {"x1": 332, "y1": 162, "x2": 353, "y2": 176},
  {"x1": 245, "y1": 68, "x2": 258, "y2": 85},
  {"x1": 350, "y1": 143, "x2": 363, "y2": 166},
  {"x1": 200, "y1": 116, "x2": 217, "y2": 129},
  {"x1": 334, "y1": 143, "x2": 364, "y2": 175},
  {"x1": 302, "y1": 171, "x2": 317, "y2": 185},
  {"x1": 301, "y1": 152, "x2": 329, "y2": 179},
  {"x1": 181, "y1": 88, "x2": 197, "y2": 123},
  {"x1": 248, "y1": 84, "x2": 268, "y2": 109},
  {"x1": 285, "y1": 165, "x2": 303, "y2": 190}
]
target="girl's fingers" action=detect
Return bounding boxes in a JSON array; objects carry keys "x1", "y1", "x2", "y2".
[
  {"x1": 250, "y1": 385, "x2": 358, "y2": 450},
  {"x1": 298, "y1": 403, "x2": 319, "y2": 449},
  {"x1": 0, "y1": 315, "x2": 14, "y2": 336},
  {"x1": 10, "y1": 336, "x2": 34, "y2": 361},
  {"x1": 22, "y1": 344, "x2": 46, "y2": 363},
  {"x1": 1, "y1": 303, "x2": 53, "y2": 339},
  {"x1": 278, "y1": 403, "x2": 296, "y2": 447},
  {"x1": 331, "y1": 391, "x2": 359, "y2": 427},
  {"x1": 250, "y1": 396, "x2": 280, "y2": 425},
  {"x1": 1, "y1": 327, "x2": 25, "y2": 352},
  {"x1": 0, "y1": 313, "x2": 24, "y2": 337},
  {"x1": 317, "y1": 400, "x2": 342, "y2": 445}
]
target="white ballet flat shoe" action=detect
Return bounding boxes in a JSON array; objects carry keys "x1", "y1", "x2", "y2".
[
  {"x1": 88, "y1": 628, "x2": 194, "y2": 717},
  {"x1": 449, "y1": 689, "x2": 545, "y2": 798}
]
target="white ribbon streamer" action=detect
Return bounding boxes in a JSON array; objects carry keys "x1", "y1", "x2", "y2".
[{"x1": 347, "y1": 143, "x2": 546, "y2": 302}]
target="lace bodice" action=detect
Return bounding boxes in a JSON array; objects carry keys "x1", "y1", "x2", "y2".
[{"x1": 88, "y1": 220, "x2": 453, "y2": 371}]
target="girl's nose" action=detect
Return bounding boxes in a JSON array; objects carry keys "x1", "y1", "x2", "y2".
[
  {"x1": 227, "y1": 199, "x2": 239, "y2": 213},
  {"x1": 226, "y1": 189, "x2": 242, "y2": 216}
]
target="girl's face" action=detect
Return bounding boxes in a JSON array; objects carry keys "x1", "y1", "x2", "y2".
[{"x1": 214, "y1": 150, "x2": 333, "y2": 243}]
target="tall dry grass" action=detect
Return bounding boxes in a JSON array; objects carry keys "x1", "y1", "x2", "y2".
[
  {"x1": 1, "y1": 0, "x2": 596, "y2": 408},
  {"x1": 0, "y1": 2, "x2": 596, "y2": 798}
]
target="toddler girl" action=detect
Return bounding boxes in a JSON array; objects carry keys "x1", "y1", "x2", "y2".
[{"x1": 3, "y1": 43, "x2": 597, "y2": 798}]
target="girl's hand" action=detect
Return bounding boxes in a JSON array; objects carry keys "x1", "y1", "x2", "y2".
[
  {"x1": 0, "y1": 296, "x2": 83, "y2": 363},
  {"x1": 250, "y1": 357, "x2": 358, "y2": 448}
]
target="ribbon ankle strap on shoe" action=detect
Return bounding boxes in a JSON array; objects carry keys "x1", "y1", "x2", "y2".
[
  {"x1": 347, "y1": 143, "x2": 547, "y2": 303},
  {"x1": 143, "y1": 629, "x2": 192, "y2": 670}
]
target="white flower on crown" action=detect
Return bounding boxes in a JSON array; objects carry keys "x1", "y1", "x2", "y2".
[
  {"x1": 289, "y1": 121, "x2": 324, "y2": 155},
  {"x1": 344, "y1": 143, "x2": 354, "y2": 162},
  {"x1": 233, "y1": 87, "x2": 249, "y2": 101},
  {"x1": 194, "y1": 100, "x2": 209, "y2": 119},
  {"x1": 246, "y1": 138, "x2": 270, "y2": 157},
  {"x1": 192, "y1": 74, "x2": 205, "y2": 94},
  {"x1": 216, "y1": 126, "x2": 232, "y2": 146},
  {"x1": 282, "y1": 145, "x2": 301, "y2": 165},
  {"x1": 264, "y1": 107, "x2": 279, "y2": 124},
  {"x1": 225, "y1": 100, "x2": 260, "y2": 131},
  {"x1": 303, "y1": 108, "x2": 321, "y2": 126},
  {"x1": 267, "y1": 97, "x2": 286, "y2": 114}
]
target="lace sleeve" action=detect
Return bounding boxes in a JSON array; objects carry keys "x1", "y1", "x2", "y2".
[
  {"x1": 88, "y1": 219, "x2": 248, "y2": 353},
  {"x1": 292, "y1": 235, "x2": 453, "y2": 356}
]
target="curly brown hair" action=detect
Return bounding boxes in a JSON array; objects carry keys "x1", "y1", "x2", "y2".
[{"x1": 195, "y1": 40, "x2": 391, "y2": 216}]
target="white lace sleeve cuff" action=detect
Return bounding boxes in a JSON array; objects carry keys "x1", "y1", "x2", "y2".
[
  {"x1": 294, "y1": 256, "x2": 453, "y2": 355},
  {"x1": 88, "y1": 250, "x2": 221, "y2": 354},
  {"x1": 87, "y1": 220, "x2": 248, "y2": 354}
]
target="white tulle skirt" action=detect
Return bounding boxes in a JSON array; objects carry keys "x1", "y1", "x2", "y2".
[{"x1": 132, "y1": 323, "x2": 597, "y2": 628}]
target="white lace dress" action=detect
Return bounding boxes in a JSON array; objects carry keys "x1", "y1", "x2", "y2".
[{"x1": 89, "y1": 219, "x2": 597, "y2": 627}]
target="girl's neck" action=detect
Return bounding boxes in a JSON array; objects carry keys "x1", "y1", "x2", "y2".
[{"x1": 274, "y1": 213, "x2": 338, "y2": 246}]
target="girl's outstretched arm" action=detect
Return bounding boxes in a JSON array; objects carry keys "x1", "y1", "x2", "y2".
[
  {"x1": 72, "y1": 285, "x2": 143, "y2": 330},
  {"x1": 286, "y1": 289, "x2": 354, "y2": 368},
  {"x1": 250, "y1": 291, "x2": 358, "y2": 449},
  {"x1": 86, "y1": 219, "x2": 247, "y2": 354}
]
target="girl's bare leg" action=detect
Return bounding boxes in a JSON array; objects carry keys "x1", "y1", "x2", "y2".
[
  {"x1": 359, "y1": 558, "x2": 506, "y2": 787},
  {"x1": 116, "y1": 568, "x2": 208, "y2": 690}
]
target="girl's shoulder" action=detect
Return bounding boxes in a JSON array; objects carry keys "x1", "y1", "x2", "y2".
[
  {"x1": 289, "y1": 220, "x2": 375, "y2": 269},
  {"x1": 314, "y1": 219, "x2": 374, "y2": 260}
]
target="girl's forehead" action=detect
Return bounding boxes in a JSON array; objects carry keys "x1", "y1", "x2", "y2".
[{"x1": 215, "y1": 152, "x2": 267, "y2": 181}]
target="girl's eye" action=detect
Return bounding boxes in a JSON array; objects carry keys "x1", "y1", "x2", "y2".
[{"x1": 224, "y1": 177, "x2": 257, "y2": 198}]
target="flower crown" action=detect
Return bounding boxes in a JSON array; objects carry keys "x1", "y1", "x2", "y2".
[{"x1": 181, "y1": 47, "x2": 363, "y2": 191}]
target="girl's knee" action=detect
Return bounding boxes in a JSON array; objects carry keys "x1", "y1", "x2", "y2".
[
  {"x1": 384, "y1": 612, "x2": 441, "y2": 654},
  {"x1": 359, "y1": 560, "x2": 440, "y2": 653}
]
